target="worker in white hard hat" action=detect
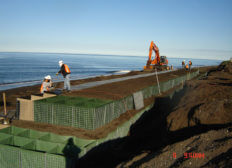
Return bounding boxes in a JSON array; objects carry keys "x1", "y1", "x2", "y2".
[
  {"x1": 40, "y1": 75, "x2": 53, "y2": 94},
  {"x1": 56, "y1": 60, "x2": 71, "y2": 92}
]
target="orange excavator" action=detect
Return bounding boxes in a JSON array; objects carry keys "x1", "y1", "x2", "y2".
[{"x1": 144, "y1": 41, "x2": 169, "y2": 71}]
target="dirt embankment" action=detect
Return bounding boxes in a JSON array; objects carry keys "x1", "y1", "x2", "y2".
[
  {"x1": 0, "y1": 68, "x2": 179, "y2": 111},
  {"x1": 63, "y1": 69, "x2": 193, "y2": 100},
  {"x1": 167, "y1": 61, "x2": 232, "y2": 131},
  {"x1": 76, "y1": 62, "x2": 232, "y2": 168}
]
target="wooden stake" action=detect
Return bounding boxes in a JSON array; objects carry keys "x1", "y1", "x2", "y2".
[
  {"x1": 155, "y1": 68, "x2": 161, "y2": 95},
  {"x1": 3, "y1": 92, "x2": 7, "y2": 116}
]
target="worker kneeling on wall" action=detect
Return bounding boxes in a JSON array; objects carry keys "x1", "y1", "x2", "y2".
[
  {"x1": 56, "y1": 60, "x2": 71, "y2": 92},
  {"x1": 40, "y1": 75, "x2": 53, "y2": 94}
]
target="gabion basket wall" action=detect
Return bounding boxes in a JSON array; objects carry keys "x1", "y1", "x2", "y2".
[
  {"x1": 34, "y1": 70, "x2": 199, "y2": 130},
  {"x1": 0, "y1": 72, "x2": 199, "y2": 168},
  {"x1": 34, "y1": 96, "x2": 134, "y2": 130}
]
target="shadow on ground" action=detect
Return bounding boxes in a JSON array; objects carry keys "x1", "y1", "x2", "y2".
[{"x1": 77, "y1": 85, "x2": 232, "y2": 168}]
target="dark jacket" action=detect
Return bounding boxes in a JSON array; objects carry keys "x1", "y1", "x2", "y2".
[{"x1": 58, "y1": 64, "x2": 71, "y2": 77}]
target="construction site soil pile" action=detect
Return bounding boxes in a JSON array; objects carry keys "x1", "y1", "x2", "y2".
[
  {"x1": 167, "y1": 61, "x2": 232, "y2": 131},
  {"x1": 73, "y1": 61, "x2": 231, "y2": 168}
]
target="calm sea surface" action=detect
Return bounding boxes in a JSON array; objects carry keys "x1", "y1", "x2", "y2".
[{"x1": 0, "y1": 52, "x2": 222, "y2": 90}]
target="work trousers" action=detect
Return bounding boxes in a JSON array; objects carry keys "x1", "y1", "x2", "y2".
[{"x1": 64, "y1": 74, "x2": 71, "y2": 91}]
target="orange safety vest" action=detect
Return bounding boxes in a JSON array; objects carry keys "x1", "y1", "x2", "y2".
[
  {"x1": 189, "y1": 61, "x2": 192, "y2": 65},
  {"x1": 185, "y1": 64, "x2": 189, "y2": 69},
  {"x1": 40, "y1": 83, "x2": 44, "y2": 93},
  {"x1": 64, "y1": 64, "x2": 71, "y2": 73},
  {"x1": 40, "y1": 82, "x2": 50, "y2": 93}
]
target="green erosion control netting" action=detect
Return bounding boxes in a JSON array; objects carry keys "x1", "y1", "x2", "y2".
[
  {"x1": 0, "y1": 126, "x2": 95, "y2": 157},
  {"x1": 0, "y1": 126, "x2": 99, "y2": 168},
  {"x1": 0, "y1": 105, "x2": 153, "y2": 168},
  {"x1": 1, "y1": 84, "x2": 187, "y2": 168},
  {"x1": 142, "y1": 70, "x2": 199, "y2": 99},
  {"x1": 0, "y1": 145, "x2": 66, "y2": 168},
  {"x1": 34, "y1": 70, "x2": 199, "y2": 130},
  {"x1": 36, "y1": 96, "x2": 113, "y2": 108}
]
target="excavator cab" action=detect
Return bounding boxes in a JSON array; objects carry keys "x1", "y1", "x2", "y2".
[{"x1": 160, "y1": 56, "x2": 168, "y2": 65}]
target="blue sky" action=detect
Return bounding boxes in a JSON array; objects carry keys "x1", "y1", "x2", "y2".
[{"x1": 0, "y1": 0, "x2": 231, "y2": 60}]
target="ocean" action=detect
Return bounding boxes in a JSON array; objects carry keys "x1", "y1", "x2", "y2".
[{"x1": 0, "y1": 52, "x2": 222, "y2": 91}]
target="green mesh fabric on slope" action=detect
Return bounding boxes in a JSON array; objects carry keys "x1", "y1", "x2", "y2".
[
  {"x1": 0, "y1": 126, "x2": 95, "y2": 157},
  {"x1": 0, "y1": 144, "x2": 66, "y2": 168}
]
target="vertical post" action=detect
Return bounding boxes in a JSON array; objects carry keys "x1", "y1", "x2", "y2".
[
  {"x1": 155, "y1": 69, "x2": 161, "y2": 95},
  {"x1": 3, "y1": 92, "x2": 7, "y2": 116}
]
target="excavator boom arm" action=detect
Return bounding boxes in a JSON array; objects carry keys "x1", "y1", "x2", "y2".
[{"x1": 147, "y1": 41, "x2": 160, "y2": 66}]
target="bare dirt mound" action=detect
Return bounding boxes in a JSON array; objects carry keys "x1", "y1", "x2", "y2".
[
  {"x1": 121, "y1": 127, "x2": 232, "y2": 168},
  {"x1": 167, "y1": 61, "x2": 232, "y2": 131}
]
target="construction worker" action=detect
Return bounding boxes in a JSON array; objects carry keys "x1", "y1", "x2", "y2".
[
  {"x1": 189, "y1": 60, "x2": 192, "y2": 71},
  {"x1": 182, "y1": 60, "x2": 185, "y2": 69},
  {"x1": 185, "y1": 64, "x2": 189, "y2": 71},
  {"x1": 40, "y1": 75, "x2": 53, "y2": 94},
  {"x1": 171, "y1": 65, "x2": 173, "y2": 70},
  {"x1": 56, "y1": 60, "x2": 71, "y2": 92}
]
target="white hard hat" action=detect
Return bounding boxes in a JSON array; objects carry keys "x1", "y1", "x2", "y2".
[
  {"x1": 59, "y1": 60, "x2": 63, "y2": 67},
  {"x1": 44, "y1": 75, "x2": 51, "y2": 80}
]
